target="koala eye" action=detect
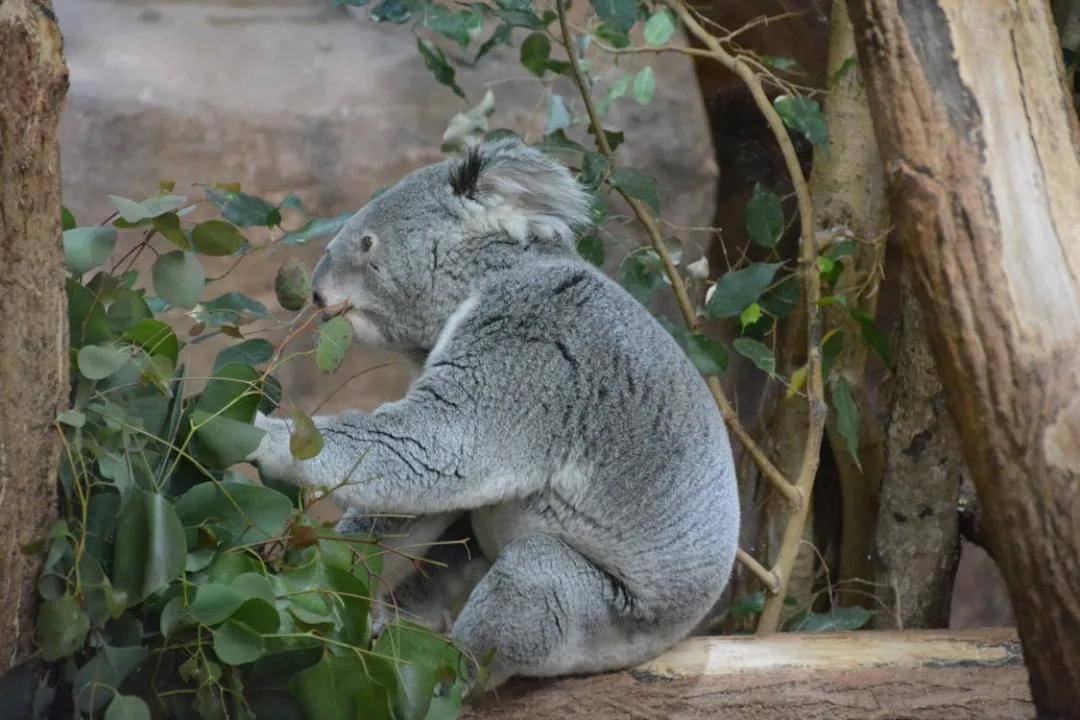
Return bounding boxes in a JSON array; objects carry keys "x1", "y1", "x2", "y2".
[{"x1": 359, "y1": 233, "x2": 376, "y2": 253}]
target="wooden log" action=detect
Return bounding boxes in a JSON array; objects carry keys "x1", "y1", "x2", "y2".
[{"x1": 463, "y1": 629, "x2": 1033, "y2": 719}]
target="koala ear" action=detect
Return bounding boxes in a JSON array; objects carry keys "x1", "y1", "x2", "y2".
[{"x1": 450, "y1": 139, "x2": 591, "y2": 242}]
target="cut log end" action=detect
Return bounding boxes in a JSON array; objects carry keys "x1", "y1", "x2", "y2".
[{"x1": 463, "y1": 629, "x2": 1033, "y2": 720}]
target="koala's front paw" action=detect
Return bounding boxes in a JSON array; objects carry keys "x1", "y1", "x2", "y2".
[{"x1": 248, "y1": 412, "x2": 289, "y2": 478}]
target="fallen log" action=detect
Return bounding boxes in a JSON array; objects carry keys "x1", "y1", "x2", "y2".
[{"x1": 463, "y1": 628, "x2": 1032, "y2": 719}]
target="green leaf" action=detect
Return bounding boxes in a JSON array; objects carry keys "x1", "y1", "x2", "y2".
[
  {"x1": 214, "y1": 338, "x2": 275, "y2": 373},
  {"x1": 596, "y1": 73, "x2": 630, "y2": 116},
  {"x1": 706, "y1": 262, "x2": 782, "y2": 318},
  {"x1": 421, "y1": 5, "x2": 482, "y2": 48},
  {"x1": 61, "y1": 205, "x2": 76, "y2": 231},
  {"x1": 371, "y1": 0, "x2": 410, "y2": 23},
  {"x1": 107, "y1": 288, "x2": 152, "y2": 333},
  {"x1": 682, "y1": 332, "x2": 727, "y2": 375},
  {"x1": 219, "y1": 192, "x2": 279, "y2": 228},
  {"x1": 727, "y1": 591, "x2": 765, "y2": 619},
  {"x1": 37, "y1": 594, "x2": 90, "y2": 661},
  {"x1": 632, "y1": 66, "x2": 655, "y2": 105},
  {"x1": 281, "y1": 213, "x2": 351, "y2": 246},
  {"x1": 190, "y1": 410, "x2": 267, "y2": 469},
  {"x1": 644, "y1": 10, "x2": 676, "y2": 45},
  {"x1": 152, "y1": 212, "x2": 192, "y2": 250},
  {"x1": 618, "y1": 249, "x2": 663, "y2": 305},
  {"x1": 476, "y1": 23, "x2": 512, "y2": 60},
  {"x1": 192, "y1": 220, "x2": 247, "y2": 256},
  {"x1": 822, "y1": 330, "x2": 845, "y2": 378},
  {"x1": 197, "y1": 362, "x2": 263, "y2": 422},
  {"x1": 375, "y1": 620, "x2": 462, "y2": 720},
  {"x1": 830, "y1": 56, "x2": 858, "y2": 85},
  {"x1": 289, "y1": 409, "x2": 324, "y2": 460},
  {"x1": 58, "y1": 409, "x2": 86, "y2": 428},
  {"x1": 104, "y1": 695, "x2": 151, "y2": 720},
  {"x1": 290, "y1": 655, "x2": 387, "y2": 720},
  {"x1": 176, "y1": 482, "x2": 294, "y2": 548},
  {"x1": 609, "y1": 167, "x2": 660, "y2": 215},
  {"x1": 275, "y1": 259, "x2": 312, "y2": 311},
  {"x1": 850, "y1": 307, "x2": 892, "y2": 367},
  {"x1": 773, "y1": 94, "x2": 829, "y2": 151},
  {"x1": 831, "y1": 376, "x2": 861, "y2": 468},
  {"x1": 152, "y1": 251, "x2": 205, "y2": 309},
  {"x1": 123, "y1": 318, "x2": 180, "y2": 364},
  {"x1": 67, "y1": 278, "x2": 111, "y2": 348},
  {"x1": 112, "y1": 488, "x2": 187, "y2": 601},
  {"x1": 191, "y1": 575, "x2": 275, "y2": 625},
  {"x1": 733, "y1": 337, "x2": 775, "y2": 375},
  {"x1": 194, "y1": 292, "x2": 271, "y2": 327},
  {"x1": 417, "y1": 38, "x2": 465, "y2": 99},
  {"x1": 739, "y1": 302, "x2": 763, "y2": 330},
  {"x1": 73, "y1": 646, "x2": 149, "y2": 713},
  {"x1": 63, "y1": 227, "x2": 118, "y2": 274},
  {"x1": 746, "y1": 182, "x2": 783, "y2": 248},
  {"x1": 520, "y1": 32, "x2": 551, "y2": 76},
  {"x1": 576, "y1": 233, "x2": 604, "y2": 267},
  {"x1": 316, "y1": 316, "x2": 354, "y2": 374},
  {"x1": 588, "y1": 0, "x2": 636, "y2": 33},
  {"x1": 788, "y1": 604, "x2": 874, "y2": 632},
  {"x1": 108, "y1": 194, "x2": 188, "y2": 223},
  {"x1": 77, "y1": 344, "x2": 131, "y2": 380},
  {"x1": 212, "y1": 620, "x2": 266, "y2": 666}
]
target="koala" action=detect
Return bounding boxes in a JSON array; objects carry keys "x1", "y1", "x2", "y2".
[{"x1": 250, "y1": 139, "x2": 740, "y2": 687}]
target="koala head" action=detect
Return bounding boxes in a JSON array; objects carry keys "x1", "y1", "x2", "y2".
[{"x1": 311, "y1": 139, "x2": 590, "y2": 353}]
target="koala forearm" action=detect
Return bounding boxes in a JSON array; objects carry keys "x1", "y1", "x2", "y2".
[{"x1": 252, "y1": 408, "x2": 501, "y2": 514}]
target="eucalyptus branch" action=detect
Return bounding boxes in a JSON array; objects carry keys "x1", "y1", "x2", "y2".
[
  {"x1": 554, "y1": 0, "x2": 802, "y2": 511},
  {"x1": 663, "y1": 0, "x2": 827, "y2": 635}
]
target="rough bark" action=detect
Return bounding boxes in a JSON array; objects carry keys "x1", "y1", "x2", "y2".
[
  {"x1": 0, "y1": 0, "x2": 69, "y2": 673},
  {"x1": 874, "y1": 282, "x2": 964, "y2": 628},
  {"x1": 847, "y1": 1, "x2": 1080, "y2": 715},
  {"x1": 463, "y1": 629, "x2": 1032, "y2": 720}
]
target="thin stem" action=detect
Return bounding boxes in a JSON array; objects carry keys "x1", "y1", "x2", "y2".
[{"x1": 661, "y1": 0, "x2": 827, "y2": 634}]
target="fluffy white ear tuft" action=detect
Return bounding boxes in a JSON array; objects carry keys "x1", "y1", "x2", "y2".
[{"x1": 451, "y1": 139, "x2": 591, "y2": 243}]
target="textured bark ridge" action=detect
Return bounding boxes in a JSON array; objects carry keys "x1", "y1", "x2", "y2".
[
  {"x1": 847, "y1": 1, "x2": 1080, "y2": 715},
  {"x1": 463, "y1": 629, "x2": 1032, "y2": 720},
  {"x1": 0, "y1": 0, "x2": 69, "y2": 672}
]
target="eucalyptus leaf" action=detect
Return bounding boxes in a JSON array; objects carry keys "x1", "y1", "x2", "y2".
[
  {"x1": 78, "y1": 344, "x2": 131, "y2": 380},
  {"x1": 644, "y1": 10, "x2": 676, "y2": 45},
  {"x1": 192, "y1": 220, "x2": 247, "y2": 256},
  {"x1": 152, "y1": 251, "x2": 205, "y2": 309},
  {"x1": 63, "y1": 227, "x2": 118, "y2": 274},
  {"x1": 733, "y1": 337, "x2": 775, "y2": 376},
  {"x1": 289, "y1": 409, "x2": 324, "y2": 460},
  {"x1": 104, "y1": 695, "x2": 151, "y2": 720},
  {"x1": 281, "y1": 214, "x2": 351, "y2": 246},
  {"x1": 746, "y1": 183, "x2": 783, "y2": 248},
  {"x1": 609, "y1": 167, "x2": 660, "y2": 215},
  {"x1": 682, "y1": 333, "x2": 728, "y2": 376},
  {"x1": 774, "y1": 94, "x2": 829, "y2": 151},
  {"x1": 706, "y1": 262, "x2": 782, "y2": 318},
  {"x1": 112, "y1": 489, "x2": 186, "y2": 602},
  {"x1": 36, "y1": 594, "x2": 90, "y2": 661},
  {"x1": 316, "y1": 316, "x2": 354, "y2": 374},
  {"x1": 831, "y1": 376, "x2": 861, "y2": 468},
  {"x1": 632, "y1": 67, "x2": 655, "y2": 105}
]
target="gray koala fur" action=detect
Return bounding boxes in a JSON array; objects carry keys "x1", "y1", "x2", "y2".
[{"x1": 250, "y1": 139, "x2": 740, "y2": 687}]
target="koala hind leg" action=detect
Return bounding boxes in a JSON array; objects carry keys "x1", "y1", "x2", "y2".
[{"x1": 453, "y1": 534, "x2": 676, "y2": 687}]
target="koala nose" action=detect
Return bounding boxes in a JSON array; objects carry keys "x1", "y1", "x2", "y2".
[{"x1": 312, "y1": 289, "x2": 326, "y2": 309}]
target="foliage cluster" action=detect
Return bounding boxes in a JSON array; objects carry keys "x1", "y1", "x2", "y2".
[{"x1": 20, "y1": 187, "x2": 471, "y2": 719}]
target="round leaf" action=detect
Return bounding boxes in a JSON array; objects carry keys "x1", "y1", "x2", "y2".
[
  {"x1": 152, "y1": 251, "x2": 205, "y2": 309},
  {"x1": 212, "y1": 619, "x2": 266, "y2": 665},
  {"x1": 274, "y1": 259, "x2": 312, "y2": 311},
  {"x1": 77, "y1": 344, "x2": 131, "y2": 380},
  {"x1": 63, "y1": 227, "x2": 117, "y2": 274},
  {"x1": 36, "y1": 594, "x2": 90, "y2": 661},
  {"x1": 104, "y1": 695, "x2": 151, "y2": 720},
  {"x1": 316, "y1": 316, "x2": 354, "y2": 374},
  {"x1": 192, "y1": 220, "x2": 246, "y2": 256},
  {"x1": 289, "y1": 409, "x2": 324, "y2": 460}
]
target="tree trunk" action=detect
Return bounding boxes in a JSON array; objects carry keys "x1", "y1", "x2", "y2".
[
  {"x1": 463, "y1": 629, "x2": 1032, "y2": 720},
  {"x1": 0, "y1": 0, "x2": 69, "y2": 673},
  {"x1": 847, "y1": 1, "x2": 1080, "y2": 715}
]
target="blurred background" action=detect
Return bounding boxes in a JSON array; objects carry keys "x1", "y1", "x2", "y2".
[{"x1": 54, "y1": 0, "x2": 1010, "y2": 629}]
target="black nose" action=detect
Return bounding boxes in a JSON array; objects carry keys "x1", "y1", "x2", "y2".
[{"x1": 312, "y1": 290, "x2": 326, "y2": 309}]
